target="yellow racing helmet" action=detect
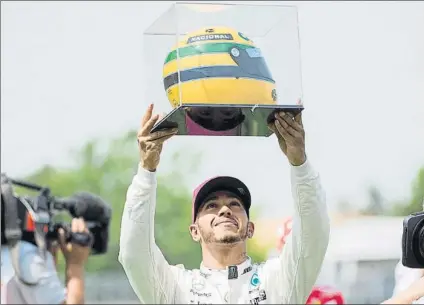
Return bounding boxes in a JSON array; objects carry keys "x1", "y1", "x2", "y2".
[{"x1": 162, "y1": 26, "x2": 278, "y2": 108}]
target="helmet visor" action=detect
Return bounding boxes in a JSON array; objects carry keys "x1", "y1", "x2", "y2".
[{"x1": 229, "y1": 46, "x2": 274, "y2": 83}]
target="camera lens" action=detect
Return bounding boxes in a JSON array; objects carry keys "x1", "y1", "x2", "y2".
[{"x1": 419, "y1": 226, "x2": 424, "y2": 259}]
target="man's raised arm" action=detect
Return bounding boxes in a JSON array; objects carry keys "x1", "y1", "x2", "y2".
[
  {"x1": 278, "y1": 160, "x2": 330, "y2": 303},
  {"x1": 266, "y1": 111, "x2": 330, "y2": 304},
  {"x1": 119, "y1": 164, "x2": 184, "y2": 303},
  {"x1": 118, "y1": 104, "x2": 180, "y2": 304}
]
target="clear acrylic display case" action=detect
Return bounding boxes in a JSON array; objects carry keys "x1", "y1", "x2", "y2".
[{"x1": 143, "y1": 2, "x2": 303, "y2": 136}]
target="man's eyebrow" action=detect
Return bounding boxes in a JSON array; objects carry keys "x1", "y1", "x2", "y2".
[
  {"x1": 202, "y1": 195, "x2": 242, "y2": 208},
  {"x1": 229, "y1": 199, "x2": 242, "y2": 204},
  {"x1": 203, "y1": 196, "x2": 218, "y2": 204},
  {"x1": 199, "y1": 196, "x2": 220, "y2": 212}
]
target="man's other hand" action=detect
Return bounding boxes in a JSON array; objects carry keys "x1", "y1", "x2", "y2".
[
  {"x1": 268, "y1": 110, "x2": 306, "y2": 166},
  {"x1": 137, "y1": 104, "x2": 178, "y2": 172}
]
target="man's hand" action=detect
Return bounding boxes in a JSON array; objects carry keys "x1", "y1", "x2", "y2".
[
  {"x1": 382, "y1": 276, "x2": 424, "y2": 304},
  {"x1": 268, "y1": 111, "x2": 306, "y2": 166},
  {"x1": 137, "y1": 104, "x2": 178, "y2": 172},
  {"x1": 58, "y1": 218, "x2": 91, "y2": 266}
]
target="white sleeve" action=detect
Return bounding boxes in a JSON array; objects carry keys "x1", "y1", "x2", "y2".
[
  {"x1": 265, "y1": 159, "x2": 330, "y2": 304},
  {"x1": 393, "y1": 260, "x2": 423, "y2": 296},
  {"x1": 1, "y1": 242, "x2": 65, "y2": 304},
  {"x1": 118, "y1": 164, "x2": 184, "y2": 304}
]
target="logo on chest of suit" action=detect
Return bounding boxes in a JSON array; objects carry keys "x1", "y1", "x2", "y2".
[
  {"x1": 192, "y1": 278, "x2": 206, "y2": 291},
  {"x1": 228, "y1": 266, "x2": 238, "y2": 279},
  {"x1": 250, "y1": 290, "x2": 267, "y2": 304},
  {"x1": 190, "y1": 289, "x2": 211, "y2": 297},
  {"x1": 250, "y1": 272, "x2": 260, "y2": 287},
  {"x1": 242, "y1": 266, "x2": 252, "y2": 275},
  {"x1": 199, "y1": 271, "x2": 211, "y2": 279}
]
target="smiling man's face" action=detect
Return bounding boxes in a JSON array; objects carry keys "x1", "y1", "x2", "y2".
[{"x1": 191, "y1": 191, "x2": 254, "y2": 245}]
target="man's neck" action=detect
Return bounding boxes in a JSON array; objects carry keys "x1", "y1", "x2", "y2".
[{"x1": 201, "y1": 242, "x2": 248, "y2": 270}]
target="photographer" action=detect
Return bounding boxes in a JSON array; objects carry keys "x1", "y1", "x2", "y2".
[
  {"x1": 382, "y1": 203, "x2": 424, "y2": 304},
  {"x1": 391, "y1": 261, "x2": 424, "y2": 301},
  {"x1": 1, "y1": 173, "x2": 111, "y2": 305},
  {"x1": 1, "y1": 217, "x2": 90, "y2": 304}
]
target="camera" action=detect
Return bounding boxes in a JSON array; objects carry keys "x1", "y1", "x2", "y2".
[
  {"x1": 1, "y1": 173, "x2": 112, "y2": 255},
  {"x1": 401, "y1": 210, "x2": 424, "y2": 268}
]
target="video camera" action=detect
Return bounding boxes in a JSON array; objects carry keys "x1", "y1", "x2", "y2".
[
  {"x1": 1, "y1": 173, "x2": 112, "y2": 255},
  {"x1": 401, "y1": 206, "x2": 424, "y2": 269}
]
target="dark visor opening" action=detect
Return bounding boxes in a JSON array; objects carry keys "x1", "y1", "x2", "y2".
[{"x1": 186, "y1": 107, "x2": 245, "y2": 131}]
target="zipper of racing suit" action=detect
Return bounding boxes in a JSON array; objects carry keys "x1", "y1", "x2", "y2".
[{"x1": 226, "y1": 283, "x2": 231, "y2": 304}]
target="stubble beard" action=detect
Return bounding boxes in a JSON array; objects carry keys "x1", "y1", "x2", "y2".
[{"x1": 200, "y1": 224, "x2": 248, "y2": 245}]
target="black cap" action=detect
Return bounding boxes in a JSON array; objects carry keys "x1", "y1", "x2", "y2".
[{"x1": 192, "y1": 176, "x2": 251, "y2": 223}]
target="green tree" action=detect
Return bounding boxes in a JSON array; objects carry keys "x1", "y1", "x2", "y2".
[
  {"x1": 19, "y1": 131, "x2": 202, "y2": 271},
  {"x1": 390, "y1": 167, "x2": 424, "y2": 216},
  {"x1": 18, "y1": 130, "x2": 267, "y2": 272}
]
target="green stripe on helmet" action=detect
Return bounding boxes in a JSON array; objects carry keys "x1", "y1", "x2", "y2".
[{"x1": 164, "y1": 43, "x2": 252, "y2": 64}]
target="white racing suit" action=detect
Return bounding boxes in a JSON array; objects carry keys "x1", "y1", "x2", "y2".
[
  {"x1": 392, "y1": 260, "x2": 424, "y2": 304},
  {"x1": 119, "y1": 160, "x2": 330, "y2": 304}
]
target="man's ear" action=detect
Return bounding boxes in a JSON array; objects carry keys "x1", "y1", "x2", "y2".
[
  {"x1": 247, "y1": 221, "x2": 255, "y2": 239},
  {"x1": 189, "y1": 224, "x2": 201, "y2": 242}
]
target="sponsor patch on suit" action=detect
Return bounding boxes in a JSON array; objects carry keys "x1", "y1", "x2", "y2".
[{"x1": 250, "y1": 289, "x2": 267, "y2": 304}]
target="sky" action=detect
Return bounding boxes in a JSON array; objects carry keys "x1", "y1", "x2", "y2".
[{"x1": 1, "y1": 1, "x2": 423, "y2": 218}]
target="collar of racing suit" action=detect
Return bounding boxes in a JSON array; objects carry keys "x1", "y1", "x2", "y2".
[{"x1": 199, "y1": 256, "x2": 253, "y2": 280}]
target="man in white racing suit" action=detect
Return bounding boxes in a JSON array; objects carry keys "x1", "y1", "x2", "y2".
[{"x1": 119, "y1": 104, "x2": 330, "y2": 304}]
